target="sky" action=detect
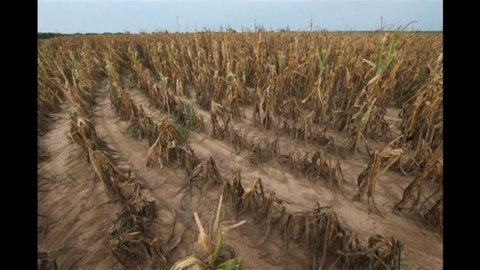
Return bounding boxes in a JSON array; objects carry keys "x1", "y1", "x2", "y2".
[{"x1": 38, "y1": 0, "x2": 443, "y2": 33}]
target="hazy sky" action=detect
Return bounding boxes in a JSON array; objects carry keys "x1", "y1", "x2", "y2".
[{"x1": 38, "y1": 0, "x2": 443, "y2": 33}]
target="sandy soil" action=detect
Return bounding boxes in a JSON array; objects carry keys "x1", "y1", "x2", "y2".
[
  {"x1": 38, "y1": 84, "x2": 442, "y2": 269},
  {"x1": 38, "y1": 106, "x2": 121, "y2": 269}
]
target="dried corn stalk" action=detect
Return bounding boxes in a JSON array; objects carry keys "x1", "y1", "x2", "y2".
[
  {"x1": 394, "y1": 148, "x2": 443, "y2": 215},
  {"x1": 247, "y1": 136, "x2": 279, "y2": 165},
  {"x1": 110, "y1": 199, "x2": 169, "y2": 269},
  {"x1": 354, "y1": 144, "x2": 403, "y2": 214}
]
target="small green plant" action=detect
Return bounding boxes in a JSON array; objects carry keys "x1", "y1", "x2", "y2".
[
  {"x1": 125, "y1": 72, "x2": 134, "y2": 83},
  {"x1": 69, "y1": 111, "x2": 78, "y2": 122},
  {"x1": 171, "y1": 195, "x2": 245, "y2": 270},
  {"x1": 185, "y1": 105, "x2": 197, "y2": 132},
  {"x1": 174, "y1": 104, "x2": 197, "y2": 140},
  {"x1": 127, "y1": 123, "x2": 142, "y2": 139},
  {"x1": 159, "y1": 73, "x2": 169, "y2": 86},
  {"x1": 172, "y1": 122, "x2": 187, "y2": 140}
]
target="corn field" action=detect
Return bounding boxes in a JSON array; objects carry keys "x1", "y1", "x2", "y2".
[{"x1": 38, "y1": 31, "x2": 442, "y2": 270}]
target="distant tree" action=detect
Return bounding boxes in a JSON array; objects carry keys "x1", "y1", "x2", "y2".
[
  {"x1": 38, "y1": 32, "x2": 67, "y2": 39},
  {"x1": 280, "y1": 26, "x2": 291, "y2": 32}
]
